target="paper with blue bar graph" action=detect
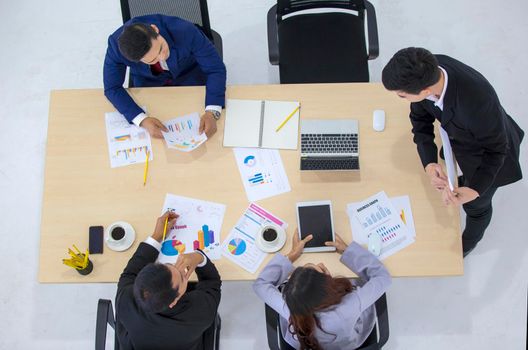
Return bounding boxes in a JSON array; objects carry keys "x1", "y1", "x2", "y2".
[
  {"x1": 233, "y1": 148, "x2": 291, "y2": 202},
  {"x1": 157, "y1": 194, "x2": 226, "y2": 263},
  {"x1": 105, "y1": 111, "x2": 153, "y2": 168},
  {"x1": 161, "y1": 113, "x2": 207, "y2": 152},
  {"x1": 346, "y1": 191, "x2": 415, "y2": 260}
]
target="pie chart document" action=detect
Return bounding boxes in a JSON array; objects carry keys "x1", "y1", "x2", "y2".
[{"x1": 221, "y1": 203, "x2": 287, "y2": 273}]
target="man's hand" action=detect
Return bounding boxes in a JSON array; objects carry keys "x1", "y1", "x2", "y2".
[
  {"x1": 443, "y1": 186, "x2": 479, "y2": 206},
  {"x1": 140, "y1": 117, "x2": 168, "y2": 138},
  {"x1": 175, "y1": 252, "x2": 204, "y2": 279},
  {"x1": 324, "y1": 233, "x2": 347, "y2": 254},
  {"x1": 199, "y1": 111, "x2": 218, "y2": 138},
  {"x1": 151, "y1": 211, "x2": 179, "y2": 243},
  {"x1": 425, "y1": 163, "x2": 449, "y2": 191},
  {"x1": 286, "y1": 229, "x2": 312, "y2": 262}
]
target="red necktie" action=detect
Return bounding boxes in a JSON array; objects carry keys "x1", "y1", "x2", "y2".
[{"x1": 151, "y1": 62, "x2": 164, "y2": 75}]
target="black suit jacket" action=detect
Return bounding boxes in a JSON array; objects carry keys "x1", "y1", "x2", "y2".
[
  {"x1": 116, "y1": 243, "x2": 221, "y2": 350},
  {"x1": 410, "y1": 55, "x2": 524, "y2": 195}
]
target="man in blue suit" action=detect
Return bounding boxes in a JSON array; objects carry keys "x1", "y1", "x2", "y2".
[{"x1": 104, "y1": 14, "x2": 226, "y2": 139}]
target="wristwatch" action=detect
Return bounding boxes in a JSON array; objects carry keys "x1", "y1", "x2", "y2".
[{"x1": 206, "y1": 109, "x2": 221, "y2": 120}]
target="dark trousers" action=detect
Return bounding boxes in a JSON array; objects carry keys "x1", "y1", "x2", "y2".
[{"x1": 461, "y1": 178, "x2": 498, "y2": 252}]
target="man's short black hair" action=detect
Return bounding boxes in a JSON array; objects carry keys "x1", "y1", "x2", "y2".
[
  {"x1": 118, "y1": 23, "x2": 159, "y2": 62},
  {"x1": 133, "y1": 263, "x2": 179, "y2": 313},
  {"x1": 382, "y1": 47, "x2": 441, "y2": 94}
]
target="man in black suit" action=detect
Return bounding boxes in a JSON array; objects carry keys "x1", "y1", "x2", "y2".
[
  {"x1": 116, "y1": 211, "x2": 221, "y2": 349},
  {"x1": 382, "y1": 47, "x2": 524, "y2": 257}
]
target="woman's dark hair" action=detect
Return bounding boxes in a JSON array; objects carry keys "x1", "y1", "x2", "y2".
[
  {"x1": 282, "y1": 267, "x2": 355, "y2": 350},
  {"x1": 382, "y1": 47, "x2": 441, "y2": 94},
  {"x1": 133, "y1": 263, "x2": 179, "y2": 313},
  {"x1": 118, "y1": 22, "x2": 159, "y2": 62}
]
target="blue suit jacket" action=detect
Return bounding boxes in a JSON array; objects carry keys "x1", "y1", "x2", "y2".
[{"x1": 103, "y1": 15, "x2": 227, "y2": 123}]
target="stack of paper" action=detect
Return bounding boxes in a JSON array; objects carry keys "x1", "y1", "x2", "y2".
[
  {"x1": 221, "y1": 203, "x2": 287, "y2": 273},
  {"x1": 162, "y1": 113, "x2": 207, "y2": 152},
  {"x1": 105, "y1": 111, "x2": 153, "y2": 168},
  {"x1": 157, "y1": 194, "x2": 226, "y2": 263},
  {"x1": 347, "y1": 191, "x2": 415, "y2": 260}
]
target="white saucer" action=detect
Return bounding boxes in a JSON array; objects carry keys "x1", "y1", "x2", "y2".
[
  {"x1": 256, "y1": 224, "x2": 286, "y2": 253},
  {"x1": 105, "y1": 221, "x2": 136, "y2": 252}
]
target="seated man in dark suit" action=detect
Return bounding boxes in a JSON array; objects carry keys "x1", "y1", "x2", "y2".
[
  {"x1": 104, "y1": 14, "x2": 226, "y2": 138},
  {"x1": 382, "y1": 47, "x2": 524, "y2": 257},
  {"x1": 116, "y1": 211, "x2": 221, "y2": 350}
]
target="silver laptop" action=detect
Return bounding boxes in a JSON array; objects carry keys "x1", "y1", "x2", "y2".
[{"x1": 300, "y1": 119, "x2": 359, "y2": 171}]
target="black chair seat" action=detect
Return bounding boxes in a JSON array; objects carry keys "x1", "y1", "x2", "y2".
[{"x1": 278, "y1": 12, "x2": 368, "y2": 83}]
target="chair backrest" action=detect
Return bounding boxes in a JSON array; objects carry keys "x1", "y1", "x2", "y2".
[
  {"x1": 268, "y1": 0, "x2": 377, "y2": 83},
  {"x1": 265, "y1": 293, "x2": 389, "y2": 350},
  {"x1": 277, "y1": 0, "x2": 366, "y2": 19},
  {"x1": 120, "y1": 0, "x2": 213, "y2": 40},
  {"x1": 95, "y1": 299, "x2": 119, "y2": 350}
]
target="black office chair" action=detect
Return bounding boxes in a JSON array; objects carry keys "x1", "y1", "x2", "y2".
[
  {"x1": 95, "y1": 299, "x2": 119, "y2": 350},
  {"x1": 95, "y1": 298, "x2": 222, "y2": 350},
  {"x1": 264, "y1": 293, "x2": 389, "y2": 350},
  {"x1": 267, "y1": 0, "x2": 378, "y2": 84},
  {"x1": 120, "y1": 0, "x2": 223, "y2": 58}
]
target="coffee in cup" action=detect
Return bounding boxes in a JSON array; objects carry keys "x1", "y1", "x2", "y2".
[
  {"x1": 111, "y1": 226, "x2": 126, "y2": 241},
  {"x1": 262, "y1": 228, "x2": 278, "y2": 244}
]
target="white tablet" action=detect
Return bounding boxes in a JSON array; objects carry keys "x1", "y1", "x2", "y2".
[{"x1": 296, "y1": 200, "x2": 336, "y2": 253}]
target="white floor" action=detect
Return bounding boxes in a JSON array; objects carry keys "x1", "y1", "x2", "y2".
[{"x1": 0, "y1": 0, "x2": 526, "y2": 349}]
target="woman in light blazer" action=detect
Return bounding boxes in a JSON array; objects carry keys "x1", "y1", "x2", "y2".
[{"x1": 253, "y1": 230, "x2": 391, "y2": 350}]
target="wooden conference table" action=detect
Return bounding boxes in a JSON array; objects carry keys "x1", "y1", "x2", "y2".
[{"x1": 39, "y1": 83, "x2": 463, "y2": 283}]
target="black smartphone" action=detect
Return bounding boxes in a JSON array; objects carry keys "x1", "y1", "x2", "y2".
[{"x1": 89, "y1": 226, "x2": 104, "y2": 254}]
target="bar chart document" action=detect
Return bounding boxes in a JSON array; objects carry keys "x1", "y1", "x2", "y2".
[
  {"x1": 105, "y1": 111, "x2": 153, "y2": 168},
  {"x1": 347, "y1": 191, "x2": 415, "y2": 260},
  {"x1": 233, "y1": 148, "x2": 291, "y2": 202},
  {"x1": 157, "y1": 194, "x2": 226, "y2": 263},
  {"x1": 161, "y1": 113, "x2": 207, "y2": 152}
]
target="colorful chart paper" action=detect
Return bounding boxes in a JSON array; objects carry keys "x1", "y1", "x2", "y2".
[
  {"x1": 233, "y1": 148, "x2": 291, "y2": 201},
  {"x1": 161, "y1": 113, "x2": 207, "y2": 152},
  {"x1": 157, "y1": 194, "x2": 226, "y2": 264},
  {"x1": 161, "y1": 240, "x2": 186, "y2": 256},
  {"x1": 105, "y1": 111, "x2": 153, "y2": 168},
  {"x1": 228, "y1": 238, "x2": 247, "y2": 255},
  {"x1": 221, "y1": 203, "x2": 287, "y2": 273},
  {"x1": 346, "y1": 192, "x2": 415, "y2": 260}
]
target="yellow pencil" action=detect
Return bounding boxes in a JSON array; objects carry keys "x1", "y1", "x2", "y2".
[
  {"x1": 72, "y1": 244, "x2": 82, "y2": 255},
  {"x1": 162, "y1": 216, "x2": 169, "y2": 242},
  {"x1": 400, "y1": 209, "x2": 406, "y2": 225},
  {"x1": 83, "y1": 249, "x2": 89, "y2": 268},
  {"x1": 143, "y1": 150, "x2": 150, "y2": 186},
  {"x1": 63, "y1": 259, "x2": 83, "y2": 269},
  {"x1": 275, "y1": 105, "x2": 300, "y2": 132}
]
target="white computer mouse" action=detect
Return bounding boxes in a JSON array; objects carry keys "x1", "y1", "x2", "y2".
[
  {"x1": 373, "y1": 109, "x2": 385, "y2": 132},
  {"x1": 368, "y1": 232, "x2": 382, "y2": 257}
]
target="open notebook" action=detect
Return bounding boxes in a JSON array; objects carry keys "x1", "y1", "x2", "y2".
[{"x1": 223, "y1": 99, "x2": 300, "y2": 150}]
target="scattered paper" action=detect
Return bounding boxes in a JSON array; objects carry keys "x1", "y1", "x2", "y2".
[
  {"x1": 157, "y1": 194, "x2": 226, "y2": 263},
  {"x1": 105, "y1": 111, "x2": 153, "y2": 168},
  {"x1": 346, "y1": 191, "x2": 415, "y2": 260},
  {"x1": 221, "y1": 203, "x2": 287, "y2": 273},
  {"x1": 233, "y1": 148, "x2": 291, "y2": 202},
  {"x1": 162, "y1": 113, "x2": 207, "y2": 152}
]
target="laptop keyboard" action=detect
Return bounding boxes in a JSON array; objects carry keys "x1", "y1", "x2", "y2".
[
  {"x1": 301, "y1": 134, "x2": 358, "y2": 154},
  {"x1": 300, "y1": 157, "x2": 359, "y2": 170}
]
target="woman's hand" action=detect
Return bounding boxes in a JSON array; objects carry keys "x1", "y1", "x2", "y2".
[{"x1": 286, "y1": 228, "x2": 312, "y2": 262}]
